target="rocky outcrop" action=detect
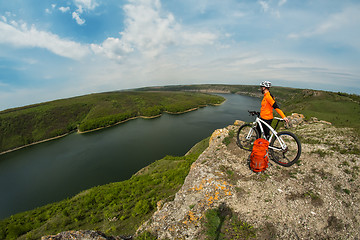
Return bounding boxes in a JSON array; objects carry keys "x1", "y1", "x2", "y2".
[
  {"x1": 42, "y1": 115, "x2": 360, "y2": 240},
  {"x1": 41, "y1": 230, "x2": 130, "y2": 240},
  {"x1": 309, "y1": 116, "x2": 332, "y2": 125},
  {"x1": 138, "y1": 118, "x2": 360, "y2": 239},
  {"x1": 286, "y1": 113, "x2": 305, "y2": 128}
]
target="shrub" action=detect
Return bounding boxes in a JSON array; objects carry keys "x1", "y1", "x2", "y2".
[
  {"x1": 136, "y1": 231, "x2": 158, "y2": 240},
  {"x1": 204, "y1": 205, "x2": 256, "y2": 240},
  {"x1": 132, "y1": 200, "x2": 151, "y2": 217},
  {"x1": 204, "y1": 209, "x2": 221, "y2": 239}
]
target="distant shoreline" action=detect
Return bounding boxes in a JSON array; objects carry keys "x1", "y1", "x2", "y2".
[
  {"x1": 0, "y1": 103, "x2": 224, "y2": 155},
  {"x1": 77, "y1": 104, "x2": 224, "y2": 134},
  {"x1": 0, "y1": 133, "x2": 72, "y2": 156}
]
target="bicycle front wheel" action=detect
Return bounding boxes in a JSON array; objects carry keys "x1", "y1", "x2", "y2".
[
  {"x1": 269, "y1": 131, "x2": 301, "y2": 167},
  {"x1": 236, "y1": 124, "x2": 259, "y2": 151}
]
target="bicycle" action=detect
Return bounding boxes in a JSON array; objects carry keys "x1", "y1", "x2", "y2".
[{"x1": 236, "y1": 111, "x2": 301, "y2": 167}]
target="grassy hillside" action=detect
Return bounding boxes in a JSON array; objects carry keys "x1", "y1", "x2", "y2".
[
  {"x1": 282, "y1": 89, "x2": 360, "y2": 131},
  {"x1": 138, "y1": 84, "x2": 302, "y2": 102},
  {"x1": 4, "y1": 84, "x2": 355, "y2": 154},
  {"x1": 141, "y1": 84, "x2": 360, "y2": 132},
  {"x1": 1, "y1": 84, "x2": 358, "y2": 239},
  {"x1": 0, "y1": 137, "x2": 210, "y2": 239},
  {"x1": 0, "y1": 91, "x2": 224, "y2": 153}
]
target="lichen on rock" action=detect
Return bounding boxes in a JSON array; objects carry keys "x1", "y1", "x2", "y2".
[
  {"x1": 41, "y1": 230, "x2": 127, "y2": 240},
  {"x1": 137, "y1": 119, "x2": 360, "y2": 239},
  {"x1": 41, "y1": 116, "x2": 360, "y2": 240}
]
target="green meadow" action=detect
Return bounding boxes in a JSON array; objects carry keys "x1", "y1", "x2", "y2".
[
  {"x1": 283, "y1": 90, "x2": 360, "y2": 132},
  {"x1": 0, "y1": 91, "x2": 224, "y2": 153}
]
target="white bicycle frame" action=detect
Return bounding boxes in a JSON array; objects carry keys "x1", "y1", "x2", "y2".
[{"x1": 247, "y1": 116, "x2": 287, "y2": 151}]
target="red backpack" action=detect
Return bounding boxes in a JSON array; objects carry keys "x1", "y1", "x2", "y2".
[{"x1": 249, "y1": 138, "x2": 269, "y2": 173}]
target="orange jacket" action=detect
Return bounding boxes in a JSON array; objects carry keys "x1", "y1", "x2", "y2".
[{"x1": 260, "y1": 91, "x2": 286, "y2": 120}]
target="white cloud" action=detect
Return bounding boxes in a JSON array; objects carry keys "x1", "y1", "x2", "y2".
[
  {"x1": 259, "y1": 1, "x2": 269, "y2": 12},
  {"x1": 45, "y1": 4, "x2": 57, "y2": 14},
  {"x1": 59, "y1": 6, "x2": 70, "y2": 13},
  {"x1": 287, "y1": 6, "x2": 360, "y2": 50},
  {"x1": 76, "y1": 6, "x2": 84, "y2": 14},
  {"x1": 10, "y1": 20, "x2": 18, "y2": 27},
  {"x1": 74, "y1": 0, "x2": 98, "y2": 11},
  {"x1": 92, "y1": 0, "x2": 217, "y2": 60},
  {"x1": 278, "y1": 0, "x2": 287, "y2": 6},
  {"x1": 71, "y1": 0, "x2": 98, "y2": 25},
  {"x1": 120, "y1": 0, "x2": 178, "y2": 57},
  {"x1": 258, "y1": 0, "x2": 282, "y2": 17},
  {"x1": 72, "y1": 11, "x2": 86, "y2": 25},
  {"x1": 232, "y1": 11, "x2": 246, "y2": 18},
  {"x1": 0, "y1": 20, "x2": 91, "y2": 60},
  {"x1": 181, "y1": 32, "x2": 217, "y2": 45},
  {"x1": 91, "y1": 37, "x2": 134, "y2": 61}
]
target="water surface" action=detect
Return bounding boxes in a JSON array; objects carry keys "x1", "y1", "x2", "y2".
[{"x1": 0, "y1": 94, "x2": 260, "y2": 219}]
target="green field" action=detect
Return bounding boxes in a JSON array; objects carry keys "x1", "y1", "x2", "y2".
[
  {"x1": 141, "y1": 84, "x2": 360, "y2": 132},
  {"x1": 0, "y1": 91, "x2": 224, "y2": 153},
  {"x1": 282, "y1": 90, "x2": 360, "y2": 132}
]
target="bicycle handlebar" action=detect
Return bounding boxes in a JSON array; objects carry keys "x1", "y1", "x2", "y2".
[
  {"x1": 248, "y1": 111, "x2": 285, "y2": 122},
  {"x1": 248, "y1": 110, "x2": 260, "y2": 117}
]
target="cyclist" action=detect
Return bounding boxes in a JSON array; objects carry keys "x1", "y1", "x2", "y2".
[{"x1": 258, "y1": 81, "x2": 289, "y2": 139}]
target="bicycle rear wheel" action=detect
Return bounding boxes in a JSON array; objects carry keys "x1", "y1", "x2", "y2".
[
  {"x1": 269, "y1": 131, "x2": 301, "y2": 167},
  {"x1": 236, "y1": 124, "x2": 259, "y2": 151}
]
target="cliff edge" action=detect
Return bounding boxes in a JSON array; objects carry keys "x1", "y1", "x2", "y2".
[
  {"x1": 42, "y1": 116, "x2": 360, "y2": 240},
  {"x1": 137, "y1": 117, "x2": 360, "y2": 239}
]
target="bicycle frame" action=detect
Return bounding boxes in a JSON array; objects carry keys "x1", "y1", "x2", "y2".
[{"x1": 248, "y1": 116, "x2": 287, "y2": 151}]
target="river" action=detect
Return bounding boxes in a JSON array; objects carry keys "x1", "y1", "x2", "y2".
[{"x1": 0, "y1": 94, "x2": 260, "y2": 219}]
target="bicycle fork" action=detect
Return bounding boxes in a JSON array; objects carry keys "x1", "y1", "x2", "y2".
[
  {"x1": 246, "y1": 127, "x2": 256, "y2": 140},
  {"x1": 268, "y1": 134, "x2": 287, "y2": 152}
]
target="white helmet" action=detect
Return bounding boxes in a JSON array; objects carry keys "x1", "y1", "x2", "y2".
[{"x1": 260, "y1": 81, "x2": 272, "y2": 88}]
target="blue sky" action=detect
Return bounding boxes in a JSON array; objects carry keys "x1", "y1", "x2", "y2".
[{"x1": 0, "y1": 0, "x2": 359, "y2": 110}]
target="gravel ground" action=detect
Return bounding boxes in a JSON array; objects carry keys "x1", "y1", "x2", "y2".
[{"x1": 139, "y1": 120, "x2": 360, "y2": 239}]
